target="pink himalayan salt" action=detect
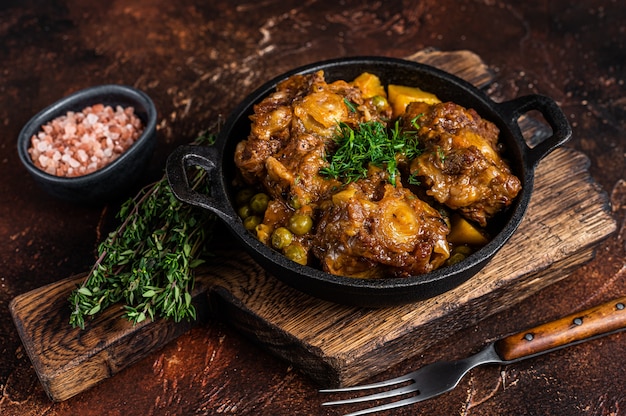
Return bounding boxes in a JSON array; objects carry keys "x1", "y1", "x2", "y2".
[{"x1": 28, "y1": 104, "x2": 144, "y2": 177}]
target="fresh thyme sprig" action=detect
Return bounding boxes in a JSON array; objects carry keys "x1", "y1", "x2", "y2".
[
  {"x1": 320, "y1": 117, "x2": 422, "y2": 186},
  {"x1": 68, "y1": 131, "x2": 217, "y2": 329}
]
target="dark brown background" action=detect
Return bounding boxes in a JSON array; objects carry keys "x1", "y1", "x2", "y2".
[{"x1": 1, "y1": 1, "x2": 624, "y2": 415}]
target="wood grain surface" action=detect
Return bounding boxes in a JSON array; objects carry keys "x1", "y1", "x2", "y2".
[{"x1": 9, "y1": 50, "x2": 616, "y2": 402}]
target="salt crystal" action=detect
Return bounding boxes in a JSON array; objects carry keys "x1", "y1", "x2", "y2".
[
  {"x1": 36, "y1": 140, "x2": 49, "y2": 152},
  {"x1": 76, "y1": 149, "x2": 88, "y2": 162},
  {"x1": 38, "y1": 154, "x2": 49, "y2": 166},
  {"x1": 64, "y1": 123, "x2": 76, "y2": 136},
  {"x1": 86, "y1": 113, "x2": 98, "y2": 125}
]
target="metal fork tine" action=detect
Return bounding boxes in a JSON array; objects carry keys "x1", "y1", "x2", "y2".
[
  {"x1": 337, "y1": 395, "x2": 425, "y2": 416},
  {"x1": 321, "y1": 381, "x2": 418, "y2": 406},
  {"x1": 319, "y1": 372, "x2": 414, "y2": 393}
]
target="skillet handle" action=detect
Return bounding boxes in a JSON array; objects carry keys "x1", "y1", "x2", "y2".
[
  {"x1": 497, "y1": 95, "x2": 572, "y2": 167},
  {"x1": 166, "y1": 144, "x2": 234, "y2": 223}
]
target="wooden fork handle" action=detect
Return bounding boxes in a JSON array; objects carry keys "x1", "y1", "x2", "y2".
[{"x1": 494, "y1": 296, "x2": 626, "y2": 362}]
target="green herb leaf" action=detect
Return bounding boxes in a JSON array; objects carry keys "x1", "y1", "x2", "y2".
[
  {"x1": 408, "y1": 172, "x2": 421, "y2": 186},
  {"x1": 343, "y1": 97, "x2": 357, "y2": 113},
  {"x1": 77, "y1": 287, "x2": 93, "y2": 296}
]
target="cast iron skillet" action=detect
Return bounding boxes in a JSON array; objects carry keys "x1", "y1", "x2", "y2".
[{"x1": 166, "y1": 56, "x2": 571, "y2": 307}]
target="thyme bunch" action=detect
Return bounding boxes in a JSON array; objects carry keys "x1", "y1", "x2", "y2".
[{"x1": 69, "y1": 132, "x2": 216, "y2": 329}]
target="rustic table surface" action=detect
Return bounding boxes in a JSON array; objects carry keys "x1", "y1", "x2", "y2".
[{"x1": 1, "y1": 1, "x2": 624, "y2": 415}]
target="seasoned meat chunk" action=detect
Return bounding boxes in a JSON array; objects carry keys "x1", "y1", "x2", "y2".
[
  {"x1": 234, "y1": 71, "x2": 391, "y2": 208},
  {"x1": 312, "y1": 175, "x2": 450, "y2": 278},
  {"x1": 405, "y1": 102, "x2": 522, "y2": 226},
  {"x1": 234, "y1": 73, "x2": 312, "y2": 184}
]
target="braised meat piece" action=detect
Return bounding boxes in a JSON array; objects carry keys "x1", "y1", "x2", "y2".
[
  {"x1": 312, "y1": 170, "x2": 450, "y2": 278},
  {"x1": 234, "y1": 70, "x2": 391, "y2": 208},
  {"x1": 405, "y1": 102, "x2": 522, "y2": 227}
]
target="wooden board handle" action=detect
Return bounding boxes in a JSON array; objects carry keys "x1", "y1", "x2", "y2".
[
  {"x1": 8, "y1": 251, "x2": 265, "y2": 402},
  {"x1": 9, "y1": 273, "x2": 210, "y2": 401},
  {"x1": 495, "y1": 297, "x2": 626, "y2": 362}
]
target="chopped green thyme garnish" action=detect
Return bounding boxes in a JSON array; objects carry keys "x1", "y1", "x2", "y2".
[
  {"x1": 408, "y1": 172, "x2": 421, "y2": 185},
  {"x1": 68, "y1": 131, "x2": 217, "y2": 329},
  {"x1": 320, "y1": 118, "x2": 422, "y2": 186},
  {"x1": 343, "y1": 97, "x2": 357, "y2": 113},
  {"x1": 436, "y1": 146, "x2": 447, "y2": 163}
]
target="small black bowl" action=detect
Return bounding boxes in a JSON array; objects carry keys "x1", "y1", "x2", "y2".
[{"x1": 17, "y1": 84, "x2": 157, "y2": 204}]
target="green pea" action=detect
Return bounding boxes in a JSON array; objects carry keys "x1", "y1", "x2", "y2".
[
  {"x1": 453, "y1": 245, "x2": 473, "y2": 256},
  {"x1": 271, "y1": 227, "x2": 293, "y2": 250},
  {"x1": 284, "y1": 244, "x2": 307, "y2": 265},
  {"x1": 371, "y1": 95, "x2": 388, "y2": 109},
  {"x1": 235, "y1": 188, "x2": 255, "y2": 206},
  {"x1": 446, "y1": 252, "x2": 466, "y2": 266},
  {"x1": 288, "y1": 213, "x2": 313, "y2": 236},
  {"x1": 290, "y1": 196, "x2": 302, "y2": 210},
  {"x1": 238, "y1": 204, "x2": 252, "y2": 219},
  {"x1": 250, "y1": 193, "x2": 270, "y2": 214},
  {"x1": 243, "y1": 215, "x2": 261, "y2": 231}
]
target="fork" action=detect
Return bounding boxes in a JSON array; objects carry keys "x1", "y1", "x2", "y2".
[{"x1": 320, "y1": 296, "x2": 626, "y2": 416}]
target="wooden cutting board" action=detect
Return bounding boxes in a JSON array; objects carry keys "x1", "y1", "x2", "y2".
[{"x1": 9, "y1": 50, "x2": 617, "y2": 402}]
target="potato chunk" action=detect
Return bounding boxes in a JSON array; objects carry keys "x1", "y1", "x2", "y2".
[
  {"x1": 388, "y1": 84, "x2": 441, "y2": 117},
  {"x1": 447, "y1": 214, "x2": 489, "y2": 246},
  {"x1": 352, "y1": 72, "x2": 386, "y2": 99}
]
